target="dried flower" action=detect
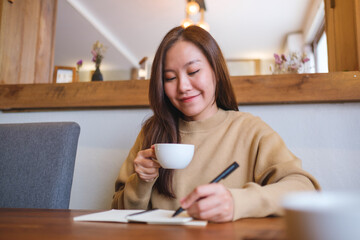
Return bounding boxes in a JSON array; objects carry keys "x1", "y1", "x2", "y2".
[
  {"x1": 302, "y1": 57, "x2": 310, "y2": 63},
  {"x1": 274, "y1": 53, "x2": 282, "y2": 65},
  {"x1": 271, "y1": 52, "x2": 310, "y2": 74},
  {"x1": 91, "y1": 41, "x2": 107, "y2": 67},
  {"x1": 76, "y1": 60, "x2": 83, "y2": 71}
]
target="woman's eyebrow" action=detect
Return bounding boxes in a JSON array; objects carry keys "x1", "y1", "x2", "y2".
[
  {"x1": 164, "y1": 59, "x2": 201, "y2": 73},
  {"x1": 184, "y1": 59, "x2": 201, "y2": 67}
]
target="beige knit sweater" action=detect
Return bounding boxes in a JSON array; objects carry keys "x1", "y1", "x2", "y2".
[{"x1": 112, "y1": 109, "x2": 320, "y2": 220}]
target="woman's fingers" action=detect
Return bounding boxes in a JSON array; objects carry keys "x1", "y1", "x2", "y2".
[
  {"x1": 137, "y1": 147, "x2": 157, "y2": 160},
  {"x1": 135, "y1": 159, "x2": 160, "y2": 173},
  {"x1": 134, "y1": 162, "x2": 160, "y2": 181},
  {"x1": 189, "y1": 195, "x2": 233, "y2": 222},
  {"x1": 180, "y1": 183, "x2": 234, "y2": 222},
  {"x1": 180, "y1": 184, "x2": 217, "y2": 208},
  {"x1": 134, "y1": 148, "x2": 161, "y2": 182}
]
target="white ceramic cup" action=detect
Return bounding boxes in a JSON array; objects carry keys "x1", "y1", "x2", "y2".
[
  {"x1": 282, "y1": 191, "x2": 360, "y2": 240},
  {"x1": 154, "y1": 143, "x2": 194, "y2": 169}
]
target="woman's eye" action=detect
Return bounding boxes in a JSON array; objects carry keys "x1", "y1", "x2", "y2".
[
  {"x1": 164, "y1": 76, "x2": 176, "y2": 81},
  {"x1": 188, "y1": 69, "x2": 200, "y2": 76}
]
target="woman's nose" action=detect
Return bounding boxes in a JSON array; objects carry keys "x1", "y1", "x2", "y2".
[{"x1": 178, "y1": 74, "x2": 192, "y2": 93}]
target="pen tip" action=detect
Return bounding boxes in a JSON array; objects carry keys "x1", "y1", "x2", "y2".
[{"x1": 172, "y1": 208, "x2": 182, "y2": 217}]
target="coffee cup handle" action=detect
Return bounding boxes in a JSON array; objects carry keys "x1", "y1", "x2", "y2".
[{"x1": 151, "y1": 158, "x2": 161, "y2": 166}]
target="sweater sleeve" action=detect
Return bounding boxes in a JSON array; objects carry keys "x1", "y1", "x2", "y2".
[
  {"x1": 111, "y1": 130, "x2": 156, "y2": 210},
  {"x1": 229, "y1": 127, "x2": 320, "y2": 221}
]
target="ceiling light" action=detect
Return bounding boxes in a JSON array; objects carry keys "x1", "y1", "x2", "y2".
[
  {"x1": 186, "y1": 0, "x2": 200, "y2": 15},
  {"x1": 181, "y1": 14, "x2": 194, "y2": 29},
  {"x1": 181, "y1": 0, "x2": 209, "y2": 31},
  {"x1": 196, "y1": 9, "x2": 210, "y2": 31}
]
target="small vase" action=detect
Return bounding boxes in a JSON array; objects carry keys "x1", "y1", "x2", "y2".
[{"x1": 92, "y1": 66, "x2": 103, "y2": 81}]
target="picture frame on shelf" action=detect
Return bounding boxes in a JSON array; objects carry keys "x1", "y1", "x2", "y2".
[
  {"x1": 226, "y1": 59, "x2": 261, "y2": 76},
  {"x1": 53, "y1": 66, "x2": 76, "y2": 83}
]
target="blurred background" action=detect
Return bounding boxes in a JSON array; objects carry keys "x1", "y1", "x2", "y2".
[{"x1": 54, "y1": 0, "x2": 328, "y2": 81}]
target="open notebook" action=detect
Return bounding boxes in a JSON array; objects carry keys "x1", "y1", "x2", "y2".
[{"x1": 73, "y1": 209, "x2": 207, "y2": 226}]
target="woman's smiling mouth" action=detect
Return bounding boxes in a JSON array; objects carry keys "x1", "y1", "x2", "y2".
[{"x1": 180, "y1": 94, "x2": 200, "y2": 103}]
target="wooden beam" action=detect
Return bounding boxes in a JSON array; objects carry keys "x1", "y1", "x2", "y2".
[
  {"x1": 356, "y1": 0, "x2": 360, "y2": 70},
  {"x1": 231, "y1": 71, "x2": 360, "y2": 104},
  {"x1": 324, "y1": 0, "x2": 360, "y2": 71},
  {"x1": 1, "y1": 72, "x2": 360, "y2": 111},
  {"x1": 0, "y1": 0, "x2": 57, "y2": 84},
  {"x1": 0, "y1": 80, "x2": 149, "y2": 110}
]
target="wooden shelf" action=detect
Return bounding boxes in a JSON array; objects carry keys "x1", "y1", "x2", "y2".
[{"x1": 0, "y1": 72, "x2": 360, "y2": 111}]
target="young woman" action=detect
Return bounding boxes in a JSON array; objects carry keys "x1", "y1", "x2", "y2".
[{"x1": 111, "y1": 25, "x2": 320, "y2": 222}]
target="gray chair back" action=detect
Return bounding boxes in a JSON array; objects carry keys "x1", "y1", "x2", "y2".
[{"x1": 0, "y1": 122, "x2": 80, "y2": 209}]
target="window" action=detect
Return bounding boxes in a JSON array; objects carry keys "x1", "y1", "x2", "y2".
[
  {"x1": 315, "y1": 31, "x2": 328, "y2": 73},
  {"x1": 312, "y1": 19, "x2": 328, "y2": 73}
]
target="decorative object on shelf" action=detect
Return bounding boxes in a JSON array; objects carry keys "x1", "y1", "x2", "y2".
[
  {"x1": 271, "y1": 52, "x2": 310, "y2": 74},
  {"x1": 92, "y1": 67, "x2": 103, "y2": 81},
  {"x1": 138, "y1": 57, "x2": 148, "y2": 80},
  {"x1": 181, "y1": 0, "x2": 209, "y2": 31},
  {"x1": 53, "y1": 66, "x2": 76, "y2": 83},
  {"x1": 91, "y1": 41, "x2": 107, "y2": 81},
  {"x1": 186, "y1": 0, "x2": 199, "y2": 15},
  {"x1": 76, "y1": 60, "x2": 82, "y2": 82}
]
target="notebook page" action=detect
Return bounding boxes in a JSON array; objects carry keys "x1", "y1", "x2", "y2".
[
  {"x1": 73, "y1": 209, "x2": 143, "y2": 223},
  {"x1": 126, "y1": 209, "x2": 193, "y2": 224}
]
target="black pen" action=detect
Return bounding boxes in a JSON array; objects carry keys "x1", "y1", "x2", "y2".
[{"x1": 172, "y1": 161, "x2": 240, "y2": 217}]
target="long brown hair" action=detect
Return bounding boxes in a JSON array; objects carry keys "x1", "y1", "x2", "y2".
[{"x1": 142, "y1": 26, "x2": 238, "y2": 198}]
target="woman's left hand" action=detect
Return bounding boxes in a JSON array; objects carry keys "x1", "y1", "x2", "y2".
[{"x1": 180, "y1": 183, "x2": 234, "y2": 222}]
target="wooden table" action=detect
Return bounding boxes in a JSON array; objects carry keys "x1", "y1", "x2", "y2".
[{"x1": 0, "y1": 208, "x2": 287, "y2": 240}]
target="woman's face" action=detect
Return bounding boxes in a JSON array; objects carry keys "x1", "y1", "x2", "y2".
[{"x1": 163, "y1": 40, "x2": 218, "y2": 121}]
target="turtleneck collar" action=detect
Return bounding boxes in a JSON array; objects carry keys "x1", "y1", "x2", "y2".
[{"x1": 179, "y1": 108, "x2": 229, "y2": 133}]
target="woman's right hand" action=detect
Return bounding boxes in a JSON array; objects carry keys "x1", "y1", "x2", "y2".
[{"x1": 134, "y1": 146, "x2": 161, "y2": 182}]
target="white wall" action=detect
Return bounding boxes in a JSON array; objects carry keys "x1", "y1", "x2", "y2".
[
  {"x1": 1, "y1": 103, "x2": 359, "y2": 210},
  {"x1": 227, "y1": 61, "x2": 256, "y2": 76}
]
